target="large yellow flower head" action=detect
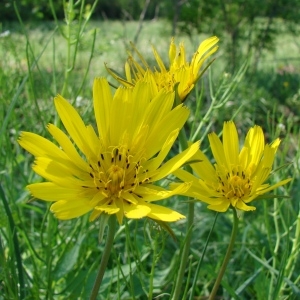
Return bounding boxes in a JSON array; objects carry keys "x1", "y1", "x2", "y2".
[
  {"x1": 107, "y1": 36, "x2": 219, "y2": 102},
  {"x1": 173, "y1": 121, "x2": 291, "y2": 212},
  {"x1": 19, "y1": 78, "x2": 199, "y2": 224}
]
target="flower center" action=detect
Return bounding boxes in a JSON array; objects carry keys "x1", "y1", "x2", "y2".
[
  {"x1": 154, "y1": 71, "x2": 176, "y2": 92},
  {"x1": 84, "y1": 146, "x2": 150, "y2": 199},
  {"x1": 107, "y1": 165, "x2": 125, "y2": 195},
  {"x1": 217, "y1": 169, "x2": 252, "y2": 200}
]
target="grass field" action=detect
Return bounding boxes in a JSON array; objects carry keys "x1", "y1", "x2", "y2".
[{"x1": 0, "y1": 16, "x2": 299, "y2": 300}]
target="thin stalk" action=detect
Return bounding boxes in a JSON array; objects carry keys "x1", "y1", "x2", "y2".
[
  {"x1": 209, "y1": 209, "x2": 239, "y2": 300},
  {"x1": 0, "y1": 184, "x2": 25, "y2": 299},
  {"x1": 172, "y1": 128, "x2": 193, "y2": 300},
  {"x1": 90, "y1": 216, "x2": 116, "y2": 300},
  {"x1": 189, "y1": 213, "x2": 219, "y2": 300},
  {"x1": 61, "y1": 7, "x2": 72, "y2": 97},
  {"x1": 46, "y1": 214, "x2": 54, "y2": 300},
  {"x1": 148, "y1": 236, "x2": 157, "y2": 300}
]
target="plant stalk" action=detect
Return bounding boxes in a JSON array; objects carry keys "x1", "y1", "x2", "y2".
[
  {"x1": 209, "y1": 209, "x2": 239, "y2": 300},
  {"x1": 172, "y1": 128, "x2": 194, "y2": 300},
  {"x1": 90, "y1": 216, "x2": 116, "y2": 300}
]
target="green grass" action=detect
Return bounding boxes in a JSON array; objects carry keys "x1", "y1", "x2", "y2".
[{"x1": 0, "y1": 13, "x2": 299, "y2": 300}]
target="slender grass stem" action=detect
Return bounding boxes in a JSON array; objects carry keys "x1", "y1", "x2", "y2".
[
  {"x1": 209, "y1": 209, "x2": 239, "y2": 300},
  {"x1": 172, "y1": 128, "x2": 193, "y2": 300},
  {"x1": 189, "y1": 213, "x2": 219, "y2": 300},
  {"x1": 0, "y1": 184, "x2": 25, "y2": 299},
  {"x1": 148, "y1": 237, "x2": 157, "y2": 300},
  {"x1": 90, "y1": 216, "x2": 116, "y2": 300}
]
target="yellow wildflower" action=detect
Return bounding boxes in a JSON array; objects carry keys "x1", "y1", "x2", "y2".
[
  {"x1": 19, "y1": 78, "x2": 199, "y2": 224},
  {"x1": 107, "y1": 36, "x2": 219, "y2": 102},
  {"x1": 172, "y1": 121, "x2": 291, "y2": 212}
]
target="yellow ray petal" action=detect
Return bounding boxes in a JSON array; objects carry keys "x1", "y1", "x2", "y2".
[
  {"x1": 246, "y1": 125, "x2": 265, "y2": 167},
  {"x1": 207, "y1": 201, "x2": 230, "y2": 212},
  {"x1": 152, "y1": 46, "x2": 167, "y2": 72},
  {"x1": 169, "y1": 37, "x2": 176, "y2": 64},
  {"x1": 93, "y1": 78, "x2": 113, "y2": 139},
  {"x1": 89, "y1": 209, "x2": 102, "y2": 222},
  {"x1": 54, "y1": 95, "x2": 91, "y2": 156},
  {"x1": 235, "y1": 201, "x2": 256, "y2": 211},
  {"x1": 123, "y1": 202, "x2": 152, "y2": 219},
  {"x1": 27, "y1": 182, "x2": 82, "y2": 201},
  {"x1": 146, "y1": 203, "x2": 185, "y2": 222},
  {"x1": 51, "y1": 200, "x2": 93, "y2": 220},
  {"x1": 208, "y1": 132, "x2": 228, "y2": 169},
  {"x1": 47, "y1": 124, "x2": 88, "y2": 170},
  {"x1": 223, "y1": 121, "x2": 239, "y2": 167},
  {"x1": 19, "y1": 131, "x2": 67, "y2": 161},
  {"x1": 134, "y1": 182, "x2": 191, "y2": 202},
  {"x1": 151, "y1": 141, "x2": 199, "y2": 181},
  {"x1": 252, "y1": 178, "x2": 292, "y2": 198},
  {"x1": 32, "y1": 157, "x2": 86, "y2": 188},
  {"x1": 189, "y1": 149, "x2": 217, "y2": 183},
  {"x1": 144, "y1": 129, "x2": 179, "y2": 171}
]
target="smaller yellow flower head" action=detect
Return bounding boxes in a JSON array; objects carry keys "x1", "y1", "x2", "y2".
[
  {"x1": 19, "y1": 78, "x2": 200, "y2": 224},
  {"x1": 107, "y1": 36, "x2": 219, "y2": 102},
  {"x1": 173, "y1": 121, "x2": 291, "y2": 212}
]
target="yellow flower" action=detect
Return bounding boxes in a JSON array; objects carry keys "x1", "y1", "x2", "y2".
[
  {"x1": 107, "y1": 36, "x2": 219, "y2": 102},
  {"x1": 172, "y1": 121, "x2": 291, "y2": 212},
  {"x1": 19, "y1": 78, "x2": 199, "y2": 224}
]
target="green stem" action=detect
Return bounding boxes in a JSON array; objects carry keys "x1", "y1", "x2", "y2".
[
  {"x1": 189, "y1": 213, "x2": 219, "y2": 300},
  {"x1": 209, "y1": 209, "x2": 239, "y2": 300},
  {"x1": 0, "y1": 184, "x2": 25, "y2": 299},
  {"x1": 90, "y1": 216, "x2": 116, "y2": 300},
  {"x1": 148, "y1": 237, "x2": 157, "y2": 300},
  {"x1": 172, "y1": 202, "x2": 194, "y2": 300},
  {"x1": 172, "y1": 128, "x2": 194, "y2": 300}
]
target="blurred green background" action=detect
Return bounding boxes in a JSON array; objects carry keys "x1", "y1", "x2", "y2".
[{"x1": 0, "y1": 1, "x2": 299, "y2": 299}]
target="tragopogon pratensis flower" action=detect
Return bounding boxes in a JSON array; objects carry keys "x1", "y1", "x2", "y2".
[
  {"x1": 19, "y1": 78, "x2": 200, "y2": 224},
  {"x1": 172, "y1": 121, "x2": 291, "y2": 212},
  {"x1": 106, "y1": 36, "x2": 219, "y2": 102}
]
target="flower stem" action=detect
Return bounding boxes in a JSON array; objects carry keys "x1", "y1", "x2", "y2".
[
  {"x1": 90, "y1": 216, "x2": 116, "y2": 300},
  {"x1": 172, "y1": 202, "x2": 194, "y2": 300},
  {"x1": 209, "y1": 209, "x2": 239, "y2": 300},
  {"x1": 172, "y1": 128, "x2": 194, "y2": 300},
  {"x1": 189, "y1": 212, "x2": 219, "y2": 300}
]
